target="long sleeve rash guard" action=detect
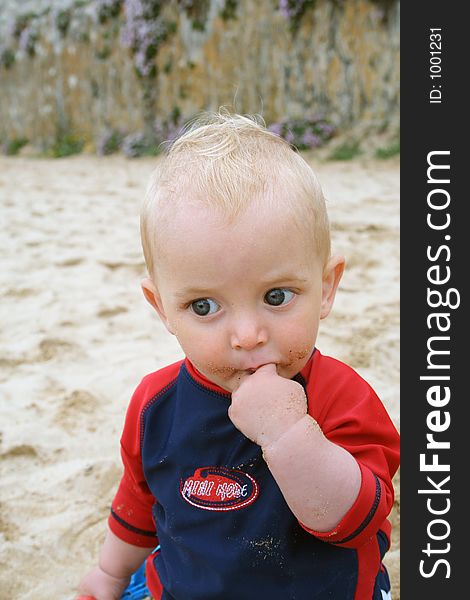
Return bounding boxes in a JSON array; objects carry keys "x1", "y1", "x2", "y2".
[{"x1": 109, "y1": 349, "x2": 400, "y2": 600}]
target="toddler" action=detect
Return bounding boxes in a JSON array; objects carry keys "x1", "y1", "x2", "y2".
[{"x1": 77, "y1": 112, "x2": 400, "y2": 600}]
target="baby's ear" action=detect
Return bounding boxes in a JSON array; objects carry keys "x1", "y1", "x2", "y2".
[
  {"x1": 141, "y1": 277, "x2": 175, "y2": 334},
  {"x1": 320, "y1": 255, "x2": 345, "y2": 320}
]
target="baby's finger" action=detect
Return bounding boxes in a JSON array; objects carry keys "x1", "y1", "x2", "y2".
[
  {"x1": 231, "y1": 370, "x2": 252, "y2": 392},
  {"x1": 231, "y1": 363, "x2": 278, "y2": 393},
  {"x1": 252, "y1": 363, "x2": 278, "y2": 376}
]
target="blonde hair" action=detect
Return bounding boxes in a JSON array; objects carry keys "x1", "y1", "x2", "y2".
[{"x1": 141, "y1": 111, "x2": 331, "y2": 279}]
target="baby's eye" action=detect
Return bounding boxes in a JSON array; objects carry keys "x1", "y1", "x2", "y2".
[
  {"x1": 264, "y1": 288, "x2": 295, "y2": 307},
  {"x1": 190, "y1": 298, "x2": 220, "y2": 316}
]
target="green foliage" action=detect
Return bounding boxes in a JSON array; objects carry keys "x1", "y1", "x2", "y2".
[
  {"x1": 95, "y1": 45, "x2": 112, "y2": 60},
  {"x1": 2, "y1": 138, "x2": 29, "y2": 156},
  {"x1": 176, "y1": 0, "x2": 210, "y2": 31},
  {"x1": 191, "y1": 19, "x2": 206, "y2": 31},
  {"x1": 96, "y1": 128, "x2": 125, "y2": 155},
  {"x1": 122, "y1": 2, "x2": 176, "y2": 79},
  {"x1": 220, "y1": 0, "x2": 238, "y2": 21},
  {"x1": 0, "y1": 48, "x2": 15, "y2": 70},
  {"x1": 3, "y1": 12, "x2": 39, "y2": 60},
  {"x1": 279, "y1": 0, "x2": 317, "y2": 34},
  {"x1": 96, "y1": 0, "x2": 123, "y2": 24},
  {"x1": 268, "y1": 116, "x2": 335, "y2": 150},
  {"x1": 375, "y1": 141, "x2": 400, "y2": 159},
  {"x1": 49, "y1": 133, "x2": 85, "y2": 158},
  {"x1": 121, "y1": 132, "x2": 160, "y2": 157},
  {"x1": 55, "y1": 9, "x2": 72, "y2": 37},
  {"x1": 328, "y1": 142, "x2": 362, "y2": 161},
  {"x1": 10, "y1": 14, "x2": 34, "y2": 38},
  {"x1": 163, "y1": 58, "x2": 173, "y2": 73}
]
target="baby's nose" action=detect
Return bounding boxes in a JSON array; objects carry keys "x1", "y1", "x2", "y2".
[{"x1": 230, "y1": 317, "x2": 268, "y2": 351}]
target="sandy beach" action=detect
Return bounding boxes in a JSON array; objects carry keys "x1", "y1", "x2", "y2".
[{"x1": 0, "y1": 153, "x2": 400, "y2": 599}]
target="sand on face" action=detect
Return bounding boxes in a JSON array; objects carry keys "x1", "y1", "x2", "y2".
[{"x1": 0, "y1": 153, "x2": 399, "y2": 599}]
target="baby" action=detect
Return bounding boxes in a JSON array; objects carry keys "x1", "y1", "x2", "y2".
[{"x1": 77, "y1": 113, "x2": 400, "y2": 599}]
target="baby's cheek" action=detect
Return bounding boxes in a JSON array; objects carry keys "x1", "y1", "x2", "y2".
[
  {"x1": 174, "y1": 323, "x2": 214, "y2": 361},
  {"x1": 281, "y1": 325, "x2": 315, "y2": 363},
  {"x1": 284, "y1": 347, "x2": 311, "y2": 366},
  {"x1": 278, "y1": 327, "x2": 316, "y2": 377}
]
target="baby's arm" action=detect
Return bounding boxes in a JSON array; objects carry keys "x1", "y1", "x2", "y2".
[
  {"x1": 262, "y1": 414, "x2": 361, "y2": 532},
  {"x1": 229, "y1": 364, "x2": 361, "y2": 532},
  {"x1": 77, "y1": 530, "x2": 152, "y2": 600}
]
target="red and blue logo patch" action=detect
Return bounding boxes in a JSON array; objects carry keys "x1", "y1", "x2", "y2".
[{"x1": 180, "y1": 466, "x2": 259, "y2": 511}]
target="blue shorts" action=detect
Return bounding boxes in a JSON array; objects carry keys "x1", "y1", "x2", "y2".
[{"x1": 374, "y1": 564, "x2": 392, "y2": 599}]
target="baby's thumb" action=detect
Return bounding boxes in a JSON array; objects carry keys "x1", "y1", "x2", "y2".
[{"x1": 254, "y1": 363, "x2": 278, "y2": 375}]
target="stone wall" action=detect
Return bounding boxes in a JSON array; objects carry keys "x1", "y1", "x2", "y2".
[{"x1": 0, "y1": 0, "x2": 399, "y2": 148}]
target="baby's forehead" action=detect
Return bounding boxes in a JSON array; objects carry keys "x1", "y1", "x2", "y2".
[
  {"x1": 154, "y1": 198, "x2": 322, "y2": 285},
  {"x1": 159, "y1": 199, "x2": 317, "y2": 266},
  {"x1": 164, "y1": 192, "x2": 305, "y2": 234}
]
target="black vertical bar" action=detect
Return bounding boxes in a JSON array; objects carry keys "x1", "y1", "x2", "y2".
[{"x1": 401, "y1": 3, "x2": 466, "y2": 598}]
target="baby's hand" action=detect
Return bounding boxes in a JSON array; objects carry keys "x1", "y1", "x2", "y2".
[
  {"x1": 229, "y1": 364, "x2": 307, "y2": 447},
  {"x1": 76, "y1": 565, "x2": 130, "y2": 600}
]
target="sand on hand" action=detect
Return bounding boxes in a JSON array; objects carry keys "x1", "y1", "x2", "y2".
[{"x1": 0, "y1": 154, "x2": 400, "y2": 599}]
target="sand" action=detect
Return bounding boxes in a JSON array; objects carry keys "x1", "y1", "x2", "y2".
[{"x1": 0, "y1": 153, "x2": 400, "y2": 599}]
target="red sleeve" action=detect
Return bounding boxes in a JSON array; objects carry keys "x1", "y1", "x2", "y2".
[
  {"x1": 108, "y1": 362, "x2": 182, "y2": 548},
  {"x1": 299, "y1": 352, "x2": 400, "y2": 549}
]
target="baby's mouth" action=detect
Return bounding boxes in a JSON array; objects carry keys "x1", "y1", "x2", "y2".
[{"x1": 206, "y1": 362, "x2": 276, "y2": 377}]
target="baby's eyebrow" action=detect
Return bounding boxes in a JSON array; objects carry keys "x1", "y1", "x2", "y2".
[
  {"x1": 260, "y1": 275, "x2": 309, "y2": 286},
  {"x1": 174, "y1": 287, "x2": 215, "y2": 299},
  {"x1": 174, "y1": 276, "x2": 308, "y2": 299}
]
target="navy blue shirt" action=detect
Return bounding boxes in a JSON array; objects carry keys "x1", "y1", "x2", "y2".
[{"x1": 109, "y1": 352, "x2": 399, "y2": 599}]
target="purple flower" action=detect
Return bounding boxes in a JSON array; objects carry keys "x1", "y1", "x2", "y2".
[
  {"x1": 134, "y1": 49, "x2": 151, "y2": 76},
  {"x1": 153, "y1": 111, "x2": 185, "y2": 144},
  {"x1": 122, "y1": 131, "x2": 147, "y2": 157},
  {"x1": 267, "y1": 116, "x2": 335, "y2": 149},
  {"x1": 278, "y1": 0, "x2": 293, "y2": 19},
  {"x1": 301, "y1": 130, "x2": 321, "y2": 148},
  {"x1": 96, "y1": 128, "x2": 125, "y2": 155},
  {"x1": 6, "y1": 17, "x2": 18, "y2": 38},
  {"x1": 278, "y1": 0, "x2": 304, "y2": 20},
  {"x1": 284, "y1": 130, "x2": 295, "y2": 145},
  {"x1": 121, "y1": 0, "x2": 168, "y2": 76},
  {"x1": 19, "y1": 26, "x2": 36, "y2": 55},
  {"x1": 268, "y1": 122, "x2": 283, "y2": 137},
  {"x1": 18, "y1": 28, "x2": 28, "y2": 50},
  {"x1": 317, "y1": 122, "x2": 334, "y2": 137}
]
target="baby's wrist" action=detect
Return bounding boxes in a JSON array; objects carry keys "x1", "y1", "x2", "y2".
[
  {"x1": 98, "y1": 560, "x2": 133, "y2": 584},
  {"x1": 77, "y1": 565, "x2": 131, "y2": 599},
  {"x1": 261, "y1": 414, "x2": 316, "y2": 456}
]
